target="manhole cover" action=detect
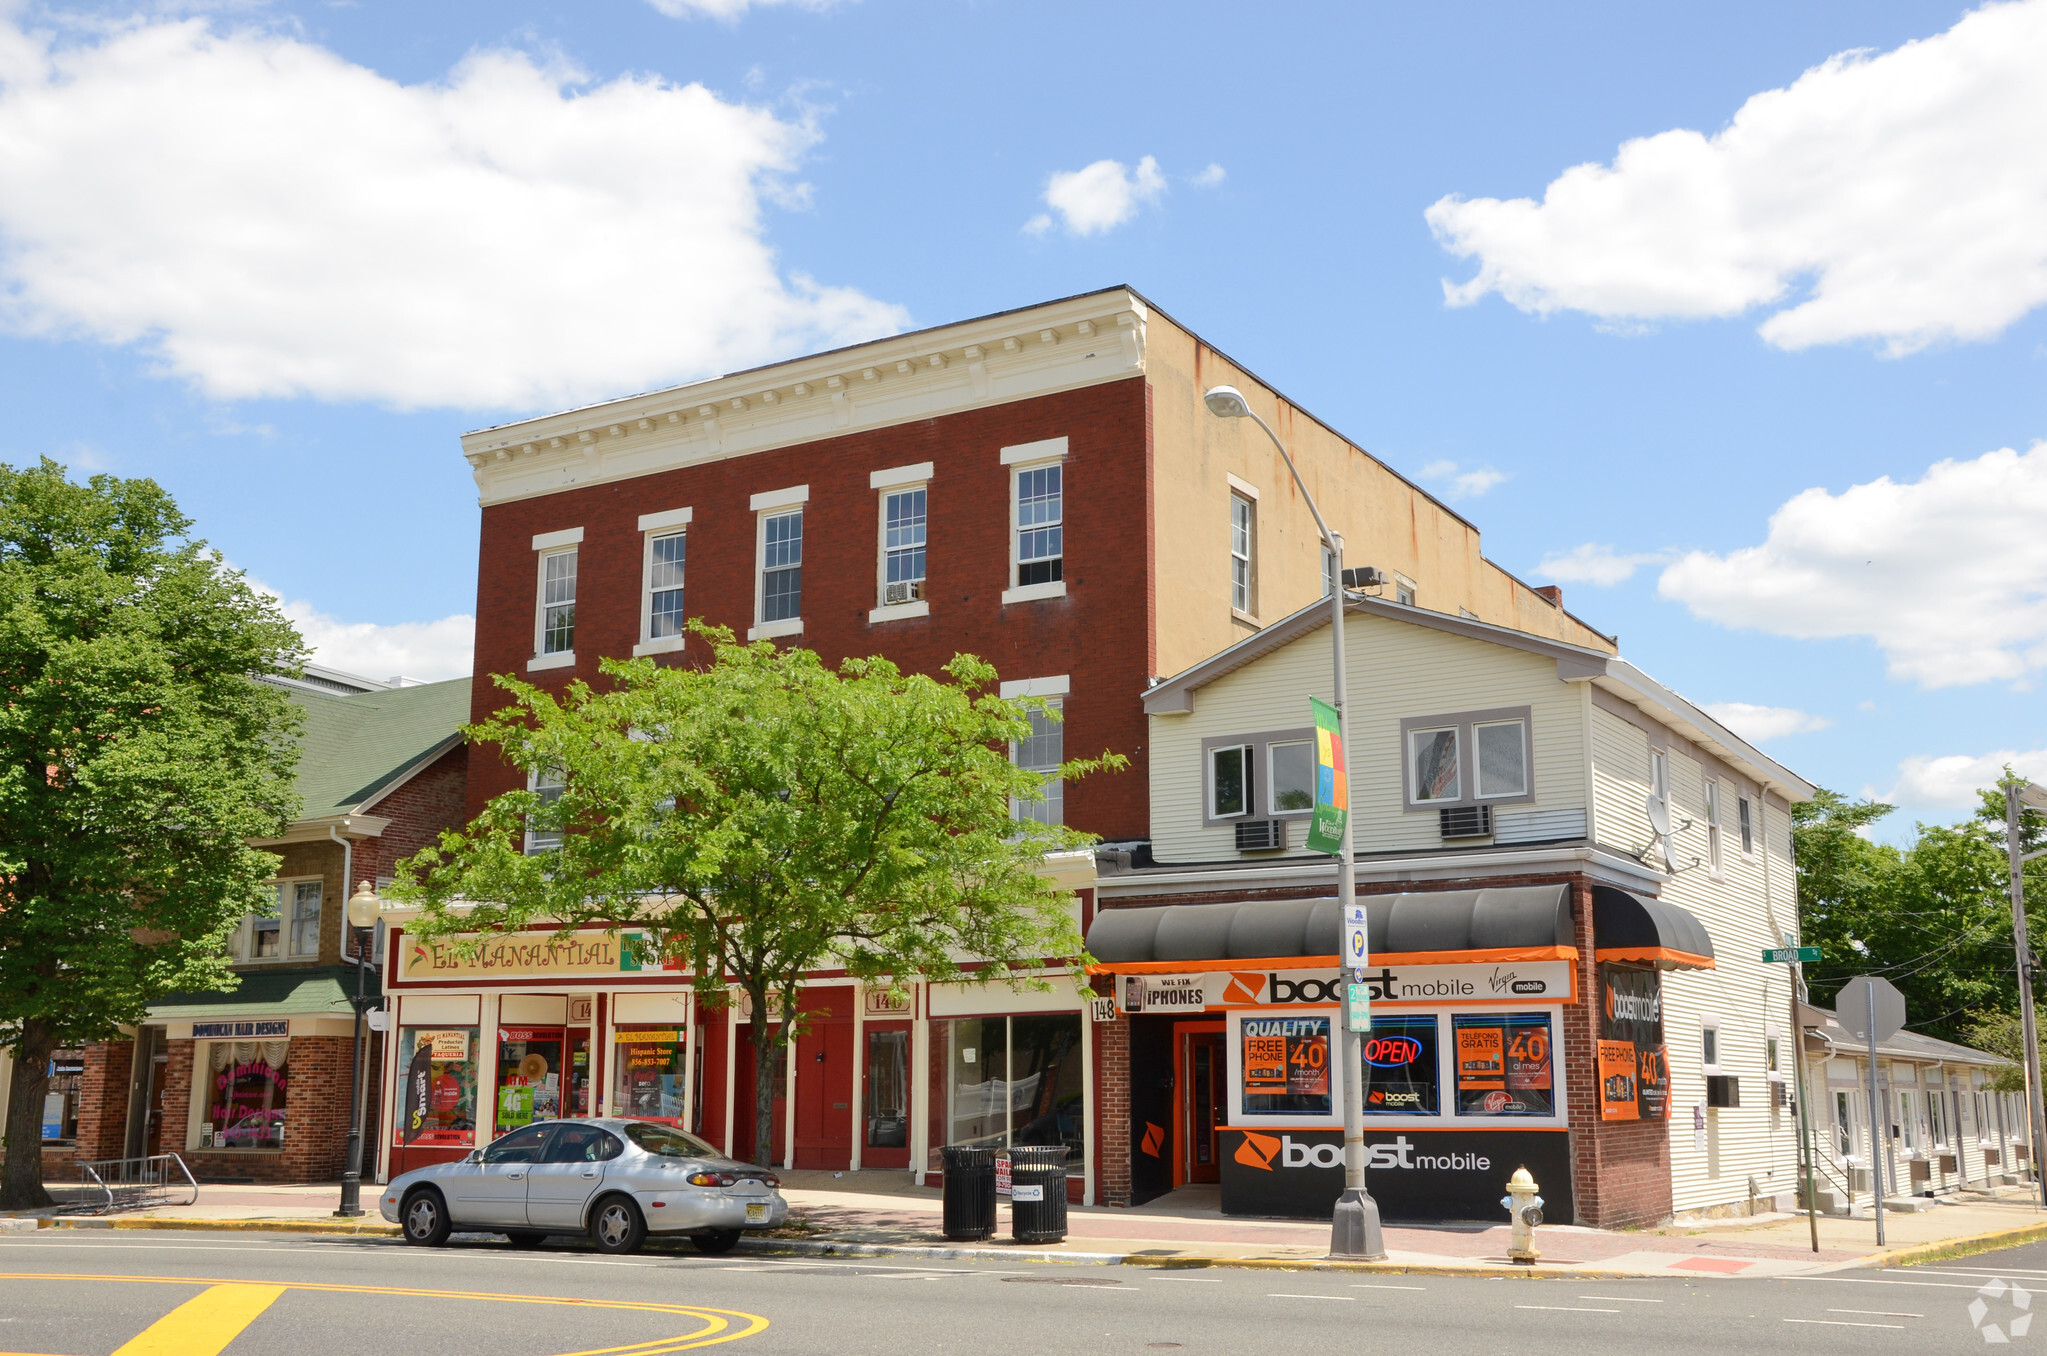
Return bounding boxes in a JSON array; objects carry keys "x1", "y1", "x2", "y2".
[
  {"x1": 1000, "y1": 1275, "x2": 1125, "y2": 1287},
  {"x1": 1147, "y1": 1344, "x2": 1185, "y2": 1350}
]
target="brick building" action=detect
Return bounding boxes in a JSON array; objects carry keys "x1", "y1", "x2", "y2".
[
  {"x1": 372, "y1": 286, "x2": 1619, "y2": 1205},
  {"x1": 23, "y1": 668, "x2": 469, "y2": 1186}
]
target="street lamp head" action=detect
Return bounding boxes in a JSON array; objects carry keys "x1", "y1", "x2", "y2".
[
  {"x1": 2021, "y1": 782, "x2": 2047, "y2": 812},
  {"x1": 346, "y1": 880, "x2": 380, "y2": 931},
  {"x1": 1203, "y1": 385, "x2": 1253, "y2": 420}
]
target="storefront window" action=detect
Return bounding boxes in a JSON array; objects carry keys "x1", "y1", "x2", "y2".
[
  {"x1": 866, "y1": 1030, "x2": 908, "y2": 1148},
  {"x1": 397, "y1": 1027, "x2": 479, "y2": 1147},
  {"x1": 1452, "y1": 1012, "x2": 1554, "y2": 1118},
  {"x1": 612, "y1": 1028, "x2": 688, "y2": 1121},
  {"x1": 496, "y1": 1027, "x2": 564, "y2": 1135},
  {"x1": 1360, "y1": 1015, "x2": 1439, "y2": 1116},
  {"x1": 199, "y1": 1040, "x2": 289, "y2": 1149},
  {"x1": 1241, "y1": 1015, "x2": 1332, "y2": 1116},
  {"x1": 941, "y1": 1014, "x2": 1086, "y2": 1171},
  {"x1": 42, "y1": 1051, "x2": 84, "y2": 1142}
]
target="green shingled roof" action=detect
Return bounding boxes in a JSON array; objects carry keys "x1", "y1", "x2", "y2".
[{"x1": 286, "y1": 678, "x2": 470, "y2": 819}]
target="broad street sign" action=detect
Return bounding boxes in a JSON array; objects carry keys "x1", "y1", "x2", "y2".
[
  {"x1": 1836, "y1": 974, "x2": 1906, "y2": 1043},
  {"x1": 1345, "y1": 982, "x2": 1372, "y2": 1034},
  {"x1": 1761, "y1": 946, "x2": 1823, "y2": 964}
]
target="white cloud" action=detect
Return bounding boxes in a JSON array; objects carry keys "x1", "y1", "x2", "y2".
[
  {"x1": 1191, "y1": 163, "x2": 1226, "y2": 188},
  {"x1": 1417, "y1": 459, "x2": 1507, "y2": 500},
  {"x1": 1884, "y1": 747, "x2": 2047, "y2": 808},
  {"x1": 1701, "y1": 702, "x2": 1834, "y2": 742},
  {"x1": 0, "y1": 16, "x2": 906, "y2": 410},
  {"x1": 645, "y1": 0, "x2": 842, "y2": 17},
  {"x1": 1533, "y1": 543, "x2": 1672, "y2": 587},
  {"x1": 1033, "y1": 156, "x2": 1166, "y2": 236},
  {"x1": 1658, "y1": 442, "x2": 2047, "y2": 689},
  {"x1": 254, "y1": 577, "x2": 474, "y2": 682},
  {"x1": 1425, "y1": 0, "x2": 2047, "y2": 355}
]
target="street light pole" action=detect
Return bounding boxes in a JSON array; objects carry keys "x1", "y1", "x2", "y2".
[
  {"x1": 1204, "y1": 384, "x2": 1385, "y2": 1260},
  {"x1": 336, "y1": 881, "x2": 381, "y2": 1219},
  {"x1": 2002, "y1": 779, "x2": 2047, "y2": 1207}
]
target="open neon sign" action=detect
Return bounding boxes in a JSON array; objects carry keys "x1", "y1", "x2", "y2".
[{"x1": 1362, "y1": 1035, "x2": 1423, "y2": 1067}]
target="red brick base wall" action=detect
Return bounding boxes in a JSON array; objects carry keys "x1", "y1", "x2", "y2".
[
  {"x1": 40, "y1": 1040, "x2": 133, "y2": 1182},
  {"x1": 1093, "y1": 976, "x2": 1132, "y2": 1206},
  {"x1": 168, "y1": 1035, "x2": 377, "y2": 1185}
]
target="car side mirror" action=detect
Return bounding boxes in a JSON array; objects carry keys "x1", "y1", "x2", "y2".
[{"x1": 465, "y1": 1150, "x2": 482, "y2": 1164}]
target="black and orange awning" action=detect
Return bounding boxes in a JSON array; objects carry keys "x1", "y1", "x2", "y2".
[{"x1": 1592, "y1": 884, "x2": 1715, "y2": 970}]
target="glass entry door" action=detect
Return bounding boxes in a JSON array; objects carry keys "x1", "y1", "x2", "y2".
[
  {"x1": 1180, "y1": 1025, "x2": 1226, "y2": 1186},
  {"x1": 864, "y1": 1024, "x2": 910, "y2": 1169}
]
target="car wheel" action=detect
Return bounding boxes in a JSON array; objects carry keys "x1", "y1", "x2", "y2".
[
  {"x1": 690, "y1": 1229, "x2": 742, "y2": 1255},
  {"x1": 589, "y1": 1196, "x2": 647, "y2": 1255},
  {"x1": 401, "y1": 1189, "x2": 452, "y2": 1247},
  {"x1": 503, "y1": 1231, "x2": 548, "y2": 1249}
]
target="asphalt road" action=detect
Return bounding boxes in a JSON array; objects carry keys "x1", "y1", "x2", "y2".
[{"x1": 0, "y1": 1228, "x2": 2036, "y2": 1354}]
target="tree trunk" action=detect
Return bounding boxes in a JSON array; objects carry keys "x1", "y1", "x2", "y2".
[
  {"x1": 749, "y1": 998, "x2": 777, "y2": 1169},
  {"x1": 2, "y1": 1018, "x2": 56, "y2": 1210}
]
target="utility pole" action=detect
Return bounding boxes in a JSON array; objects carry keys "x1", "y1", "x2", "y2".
[{"x1": 2003, "y1": 779, "x2": 2047, "y2": 1208}]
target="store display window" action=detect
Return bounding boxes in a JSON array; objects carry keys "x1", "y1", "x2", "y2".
[
  {"x1": 612, "y1": 1028, "x2": 688, "y2": 1121},
  {"x1": 1451, "y1": 1012, "x2": 1554, "y2": 1118},
  {"x1": 937, "y1": 1014, "x2": 1086, "y2": 1171},
  {"x1": 198, "y1": 1040, "x2": 289, "y2": 1149},
  {"x1": 396, "y1": 1027, "x2": 479, "y2": 1147},
  {"x1": 1360, "y1": 1014, "x2": 1440, "y2": 1116},
  {"x1": 495, "y1": 1026, "x2": 564, "y2": 1135},
  {"x1": 1240, "y1": 1015, "x2": 1332, "y2": 1116}
]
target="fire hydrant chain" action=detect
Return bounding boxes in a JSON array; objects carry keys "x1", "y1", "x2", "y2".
[{"x1": 1502, "y1": 1166, "x2": 1544, "y2": 1265}]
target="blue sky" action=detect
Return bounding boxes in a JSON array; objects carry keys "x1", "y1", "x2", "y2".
[{"x1": 0, "y1": 0, "x2": 2041, "y2": 841}]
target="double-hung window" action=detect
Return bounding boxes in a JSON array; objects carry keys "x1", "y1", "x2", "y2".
[
  {"x1": 1002, "y1": 438, "x2": 1068, "y2": 602},
  {"x1": 1228, "y1": 480, "x2": 1257, "y2": 617},
  {"x1": 1002, "y1": 675, "x2": 1069, "y2": 826},
  {"x1": 870, "y1": 463, "x2": 933, "y2": 621},
  {"x1": 750, "y1": 485, "x2": 809, "y2": 639},
  {"x1": 526, "y1": 769, "x2": 566, "y2": 854},
  {"x1": 635, "y1": 506, "x2": 693, "y2": 654},
  {"x1": 529, "y1": 527, "x2": 583, "y2": 671},
  {"x1": 1738, "y1": 793, "x2": 1755, "y2": 856},
  {"x1": 1705, "y1": 779, "x2": 1724, "y2": 875},
  {"x1": 285, "y1": 880, "x2": 322, "y2": 958}
]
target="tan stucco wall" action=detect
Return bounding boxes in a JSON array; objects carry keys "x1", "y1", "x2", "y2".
[{"x1": 1141, "y1": 309, "x2": 1615, "y2": 681}]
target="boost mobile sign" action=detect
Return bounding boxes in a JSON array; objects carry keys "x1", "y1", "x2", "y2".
[{"x1": 1117, "y1": 960, "x2": 1573, "y2": 1013}]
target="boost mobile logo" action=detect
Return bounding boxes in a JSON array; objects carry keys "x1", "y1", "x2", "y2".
[
  {"x1": 1606, "y1": 985, "x2": 1661, "y2": 1025},
  {"x1": 1235, "y1": 1135, "x2": 1421, "y2": 1172}
]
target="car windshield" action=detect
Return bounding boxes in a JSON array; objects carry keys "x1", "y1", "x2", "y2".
[{"x1": 622, "y1": 1122, "x2": 720, "y2": 1158}]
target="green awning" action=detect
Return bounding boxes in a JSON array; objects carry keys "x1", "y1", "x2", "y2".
[{"x1": 145, "y1": 965, "x2": 380, "y2": 1024}]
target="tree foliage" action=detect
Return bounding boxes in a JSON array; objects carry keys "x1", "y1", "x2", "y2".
[
  {"x1": 1795, "y1": 781, "x2": 2047, "y2": 1048},
  {"x1": 394, "y1": 623, "x2": 1125, "y2": 1166},
  {"x1": 0, "y1": 460, "x2": 306, "y2": 1207}
]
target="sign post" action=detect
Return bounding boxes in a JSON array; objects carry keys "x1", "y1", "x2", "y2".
[
  {"x1": 1763, "y1": 943, "x2": 1824, "y2": 1253},
  {"x1": 1344, "y1": 902, "x2": 1371, "y2": 1034},
  {"x1": 1837, "y1": 974, "x2": 1906, "y2": 1247}
]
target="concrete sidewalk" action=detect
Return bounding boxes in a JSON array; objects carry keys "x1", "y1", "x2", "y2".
[{"x1": 10, "y1": 1171, "x2": 2045, "y2": 1277}]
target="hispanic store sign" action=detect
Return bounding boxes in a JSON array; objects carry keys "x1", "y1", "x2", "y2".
[
  {"x1": 395, "y1": 930, "x2": 652, "y2": 984},
  {"x1": 1117, "y1": 959, "x2": 1574, "y2": 1013}
]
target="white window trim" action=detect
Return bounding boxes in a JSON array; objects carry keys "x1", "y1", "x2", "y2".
[
  {"x1": 872, "y1": 476, "x2": 930, "y2": 623},
  {"x1": 1394, "y1": 572, "x2": 1418, "y2": 607},
  {"x1": 1209, "y1": 743, "x2": 1253, "y2": 819},
  {"x1": 750, "y1": 504, "x2": 805, "y2": 640},
  {"x1": 1765, "y1": 1025, "x2": 1785, "y2": 1082},
  {"x1": 1470, "y1": 718, "x2": 1529, "y2": 801},
  {"x1": 750, "y1": 483, "x2": 809, "y2": 511},
  {"x1": 1225, "y1": 472, "x2": 1260, "y2": 500},
  {"x1": 277, "y1": 876, "x2": 324, "y2": 960},
  {"x1": 635, "y1": 518, "x2": 690, "y2": 656},
  {"x1": 1737, "y1": 792, "x2": 1757, "y2": 860},
  {"x1": 999, "y1": 675, "x2": 1070, "y2": 700},
  {"x1": 529, "y1": 544, "x2": 578, "y2": 671},
  {"x1": 1407, "y1": 725, "x2": 1463, "y2": 805},
  {"x1": 525, "y1": 768, "x2": 565, "y2": 855},
  {"x1": 1702, "y1": 1018, "x2": 1723, "y2": 1074},
  {"x1": 1266, "y1": 738, "x2": 1316, "y2": 819},
  {"x1": 1230, "y1": 492, "x2": 1255, "y2": 619},
  {"x1": 1705, "y1": 778, "x2": 1725, "y2": 879},
  {"x1": 1004, "y1": 441, "x2": 1066, "y2": 605}
]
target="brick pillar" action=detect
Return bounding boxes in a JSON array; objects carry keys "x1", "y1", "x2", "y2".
[
  {"x1": 75, "y1": 1041, "x2": 135, "y2": 1162},
  {"x1": 1564, "y1": 879, "x2": 1674, "y2": 1227},
  {"x1": 1094, "y1": 980, "x2": 1131, "y2": 1206},
  {"x1": 160, "y1": 1041, "x2": 194, "y2": 1155}
]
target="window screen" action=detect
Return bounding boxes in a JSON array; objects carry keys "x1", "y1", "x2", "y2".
[
  {"x1": 1360, "y1": 1015, "x2": 1439, "y2": 1116},
  {"x1": 1474, "y1": 720, "x2": 1526, "y2": 798},
  {"x1": 1411, "y1": 728, "x2": 1461, "y2": 802},
  {"x1": 1240, "y1": 1016, "x2": 1331, "y2": 1116}
]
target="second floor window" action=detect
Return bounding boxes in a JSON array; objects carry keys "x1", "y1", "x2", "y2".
[
  {"x1": 285, "y1": 880, "x2": 322, "y2": 957},
  {"x1": 1015, "y1": 464, "x2": 1063, "y2": 587},
  {"x1": 1738, "y1": 793, "x2": 1754, "y2": 855},
  {"x1": 761, "y1": 510, "x2": 803, "y2": 623},
  {"x1": 526, "y1": 769, "x2": 566, "y2": 854},
  {"x1": 883, "y1": 488, "x2": 926, "y2": 604},
  {"x1": 1411, "y1": 726, "x2": 1461, "y2": 802},
  {"x1": 540, "y1": 548, "x2": 576, "y2": 655},
  {"x1": 647, "y1": 532, "x2": 686, "y2": 640},
  {"x1": 1012, "y1": 700, "x2": 1064, "y2": 826},
  {"x1": 1230, "y1": 494, "x2": 1254, "y2": 613}
]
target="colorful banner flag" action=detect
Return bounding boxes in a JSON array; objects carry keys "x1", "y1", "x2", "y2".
[{"x1": 1307, "y1": 696, "x2": 1348, "y2": 854}]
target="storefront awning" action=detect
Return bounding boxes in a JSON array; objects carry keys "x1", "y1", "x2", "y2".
[
  {"x1": 1086, "y1": 885, "x2": 1576, "y2": 972},
  {"x1": 143, "y1": 965, "x2": 381, "y2": 1025},
  {"x1": 1591, "y1": 885, "x2": 1714, "y2": 970}
]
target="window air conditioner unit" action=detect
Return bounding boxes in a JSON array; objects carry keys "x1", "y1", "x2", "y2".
[
  {"x1": 1849, "y1": 1167, "x2": 1871, "y2": 1194},
  {"x1": 884, "y1": 580, "x2": 924, "y2": 606},
  {"x1": 1235, "y1": 819, "x2": 1287, "y2": 852},
  {"x1": 1439, "y1": 804, "x2": 1492, "y2": 839},
  {"x1": 1706, "y1": 1074, "x2": 1740, "y2": 1108}
]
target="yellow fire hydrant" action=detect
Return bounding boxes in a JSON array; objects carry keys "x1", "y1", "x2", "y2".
[{"x1": 1502, "y1": 1167, "x2": 1544, "y2": 1265}]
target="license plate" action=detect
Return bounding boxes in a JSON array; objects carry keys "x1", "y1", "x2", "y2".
[{"x1": 745, "y1": 1202, "x2": 768, "y2": 1223}]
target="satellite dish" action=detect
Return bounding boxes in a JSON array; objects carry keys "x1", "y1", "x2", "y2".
[{"x1": 1644, "y1": 794, "x2": 1671, "y2": 838}]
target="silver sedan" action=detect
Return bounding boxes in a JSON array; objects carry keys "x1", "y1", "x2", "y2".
[{"x1": 379, "y1": 1118, "x2": 789, "y2": 1255}]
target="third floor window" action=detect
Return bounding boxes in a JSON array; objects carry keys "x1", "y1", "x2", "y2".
[
  {"x1": 760, "y1": 509, "x2": 803, "y2": 623},
  {"x1": 1015, "y1": 464, "x2": 1062, "y2": 587},
  {"x1": 540, "y1": 548, "x2": 576, "y2": 655},
  {"x1": 883, "y1": 488, "x2": 926, "y2": 605},
  {"x1": 647, "y1": 531, "x2": 686, "y2": 640}
]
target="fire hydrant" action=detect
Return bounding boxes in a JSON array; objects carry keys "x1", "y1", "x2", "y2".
[{"x1": 1501, "y1": 1167, "x2": 1544, "y2": 1265}]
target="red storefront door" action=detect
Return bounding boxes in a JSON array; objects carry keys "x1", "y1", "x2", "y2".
[
  {"x1": 793, "y1": 1015, "x2": 854, "y2": 1170},
  {"x1": 862, "y1": 1022, "x2": 912, "y2": 1170}
]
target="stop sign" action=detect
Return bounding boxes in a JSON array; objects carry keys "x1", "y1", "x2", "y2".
[{"x1": 1836, "y1": 975, "x2": 1906, "y2": 1043}]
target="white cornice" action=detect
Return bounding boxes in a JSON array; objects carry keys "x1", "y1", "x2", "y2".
[{"x1": 461, "y1": 291, "x2": 1150, "y2": 508}]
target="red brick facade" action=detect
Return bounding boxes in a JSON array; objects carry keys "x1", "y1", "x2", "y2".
[
  {"x1": 468, "y1": 378, "x2": 1155, "y2": 841},
  {"x1": 38, "y1": 1040, "x2": 133, "y2": 1181},
  {"x1": 164, "y1": 1033, "x2": 384, "y2": 1184}
]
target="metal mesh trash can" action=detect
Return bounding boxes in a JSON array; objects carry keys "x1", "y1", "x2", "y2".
[
  {"x1": 940, "y1": 1146, "x2": 997, "y2": 1241},
  {"x1": 1006, "y1": 1145, "x2": 1069, "y2": 1243}
]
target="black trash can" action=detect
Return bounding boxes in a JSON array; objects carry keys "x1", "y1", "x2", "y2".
[
  {"x1": 940, "y1": 1145, "x2": 997, "y2": 1241},
  {"x1": 1006, "y1": 1145, "x2": 1070, "y2": 1243}
]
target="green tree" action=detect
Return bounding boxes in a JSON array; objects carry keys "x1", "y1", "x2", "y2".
[
  {"x1": 393, "y1": 623, "x2": 1124, "y2": 1167},
  {"x1": 1962, "y1": 1010, "x2": 2027, "y2": 1093},
  {"x1": 0, "y1": 460, "x2": 306, "y2": 1208}
]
